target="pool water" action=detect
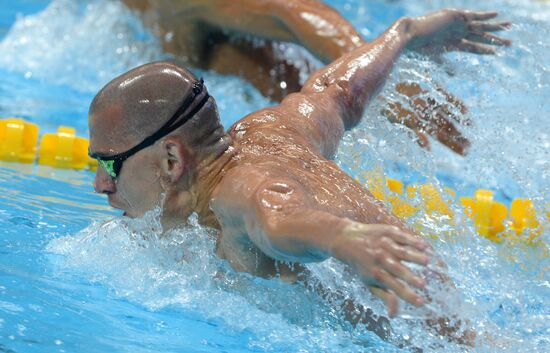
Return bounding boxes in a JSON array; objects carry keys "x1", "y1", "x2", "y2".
[{"x1": 0, "y1": 0, "x2": 548, "y2": 352}]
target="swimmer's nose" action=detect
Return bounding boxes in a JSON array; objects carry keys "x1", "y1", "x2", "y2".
[{"x1": 93, "y1": 166, "x2": 116, "y2": 194}]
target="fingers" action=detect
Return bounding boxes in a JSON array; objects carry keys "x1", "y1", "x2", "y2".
[
  {"x1": 372, "y1": 268, "x2": 425, "y2": 307},
  {"x1": 439, "y1": 131, "x2": 470, "y2": 155},
  {"x1": 381, "y1": 225, "x2": 428, "y2": 250},
  {"x1": 382, "y1": 255, "x2": 426, "y2": 289},
  {"x1": 384, "y1": 242, "x2": 430, "y2": 267},
  {"x1": 412, "y1": 98, "x2": 471, "y2": 155},
  {"x1": 463, "y1": 11, "x2": 498, "y2": 21},
  {"x1": 434, "y1": 84, "x2": 469, "y2": 115},
  {"x1": 429, "y1": 112, "x2": 471, "y2": 155},
  {"x1": 386, "y1": 82, "x2": 472, "y2": 155},
  {"x1": 394, "y1": 81, "x2": 469, "y2": 119},
  {"x1": 456, "y1": 39, "x2": 496, "y2": 54},
  {"x1": 466, "y1": 33, "x2": 512, "y2": 46},
  {"x1": 414, "y1": 130, "x2": 431, "y2": 150},
  {"x1": 382, "y1": 94, "x2": 471, "y2": 155},
  {"x1": 469, "y1": 20, "x2": 512, "y2": 32},
  {"x1": 460, "y1": 11, "x2": 511, "y2": 55},
  {"x1": 370, "y1": 286, "x2": 399, "y2": 317}
]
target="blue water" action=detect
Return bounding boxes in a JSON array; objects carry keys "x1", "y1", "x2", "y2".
[{"x1": 0, "y1": 0, "x2": 549, "y2": 352}]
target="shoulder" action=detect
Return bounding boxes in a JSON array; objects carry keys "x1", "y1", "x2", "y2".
[{"x1": 211, "y1": 163, "x2": 307, "y2": 217}]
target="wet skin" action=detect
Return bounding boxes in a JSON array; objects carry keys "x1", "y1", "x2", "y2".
[
  {"x1": 91, "y1": 8, "x2": 509, "y2": 344},
  {"x1": 122, "y1": 0, "x2": 511, "y2": 154},
  {"x1": 122, "y1": 0, "x2": 362, "y2": 101}
]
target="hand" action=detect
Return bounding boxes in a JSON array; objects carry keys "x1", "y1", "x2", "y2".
[
  {"x1": 407, "y1": 9, "x2": 511, "y2": 54},
  {"x1": 330, "y1": 221, "x2": 430, "y2": 317},
  {"x1": 381, "y1": 82, "x2": 471, "y2": 154}
]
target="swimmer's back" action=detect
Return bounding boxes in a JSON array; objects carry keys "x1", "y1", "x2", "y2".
[{"x1": 224, "y1": 107, "x2": 406, "y2": 228}]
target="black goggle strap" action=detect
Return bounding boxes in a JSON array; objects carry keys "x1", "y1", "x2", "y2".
[{"x1": 90, "y1": 78, "x2": 209, "y2": 177}]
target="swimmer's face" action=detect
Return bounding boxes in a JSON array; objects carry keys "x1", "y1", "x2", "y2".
[
  {"x1": 88, "y1": 62, "x2": 203, "y2": 220},
  {"x1": 89, "y1": 109, "x2": 166, "y2": 218}
]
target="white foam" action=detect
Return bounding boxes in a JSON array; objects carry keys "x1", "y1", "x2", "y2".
[{"x1": 0, "y1": 0, "x2": 163, "y2": 93}]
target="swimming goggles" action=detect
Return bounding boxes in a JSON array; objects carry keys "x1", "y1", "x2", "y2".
[{"x1": 89, "y1": 78, "x2": 209, "y2": 179}]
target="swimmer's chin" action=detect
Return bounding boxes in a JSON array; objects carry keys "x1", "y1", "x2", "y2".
[
  {"x1": 107, "y1": 202, "x2": 131, "y2": 218},
  {"x1": 121, "y1": 211, "x2": 139, "y2": 218},
  {"x1": 108, "y1": 198, "x2": 133, "y2": 217}
]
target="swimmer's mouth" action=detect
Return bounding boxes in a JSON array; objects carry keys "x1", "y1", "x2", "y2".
[{"x1": 123, "y1": 212, "x2": 128, "y2": 217}]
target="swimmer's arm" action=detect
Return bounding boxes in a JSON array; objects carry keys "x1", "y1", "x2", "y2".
[
  {"x1": 296, "y1": 16, "x2": 412, "y2": 131},
  {"x1": 212, "y1": 168, "x2": 430, "y2": 316},
  {"x1": 186, "y1": 0, "x2": 364, "y2": 63},
  {"x1": 297, "y1": 9, "x2": 509, "y2": 130},
  {"x1": 241, "y1": 178, "x2": 477, "y2": 343}
]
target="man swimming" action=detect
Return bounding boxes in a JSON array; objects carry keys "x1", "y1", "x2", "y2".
[
  {"x1": 89, "y1": 7, "x2": 509, "y2": 343},
  {"x1": 122, "y1": 0, "x2": 494, "y2": 155}
]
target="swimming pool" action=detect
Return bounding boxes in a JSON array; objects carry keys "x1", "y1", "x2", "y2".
[{"x1": 0, "y1": 0, "x2": 548, "y2": 352}]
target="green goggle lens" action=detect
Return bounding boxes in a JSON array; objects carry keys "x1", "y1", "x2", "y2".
[{"x1": 98, "y1": 159, "x2": 117, "y2": 178}]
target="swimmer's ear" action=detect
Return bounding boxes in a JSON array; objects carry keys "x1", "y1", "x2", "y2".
[{"x1": 160, "y1": 137, "x2": 187, "y2": 184}]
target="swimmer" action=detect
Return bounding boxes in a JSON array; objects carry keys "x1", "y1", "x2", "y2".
[
  {"x1": 89, "y1": 8, "x2": 510, "y2": 345},
  {"x1": 122, "y1": 0, "x2": 487, "y2": 154}
]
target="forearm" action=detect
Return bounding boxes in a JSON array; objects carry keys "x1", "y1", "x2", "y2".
[{"x1": 302, "y1": 17, "x2": 413, "y2": 129}]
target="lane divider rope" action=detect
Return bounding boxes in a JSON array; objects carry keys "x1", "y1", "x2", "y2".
[
  {"x1": 364, "y1": 171, "x2": 548, "y2": 249},
  {"x1": 1, "y1": 117, "x2": 548, "y2": 247}
]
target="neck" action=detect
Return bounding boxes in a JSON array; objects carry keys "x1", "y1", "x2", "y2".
[{"x1": 189, "y1": 143, "x2": 236, "y2": 228}]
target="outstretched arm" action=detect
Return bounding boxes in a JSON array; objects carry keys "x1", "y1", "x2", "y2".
[
  {"x1": 212, "y1": 166, "x2": 430, "y2": 317},
  {"x1": 281, "y1": 9, "x2": 509, "y2": 156},
  {"x1": 200, "y1": 3, "x2": 509, "y2": 155},
  {"x1": 215, "y1": 9, "x2": 510, "y2": 310},
  {"x1": 125, "y1": 1, "x2": 509, "y2": 154}
]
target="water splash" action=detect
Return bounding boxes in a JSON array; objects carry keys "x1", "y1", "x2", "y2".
[
  {"x1": 46, "y1": 209, "x2": 402, "y2": 352},
  {"x1": 0, "y1": 0, "x2": 163, "y2": 93}
]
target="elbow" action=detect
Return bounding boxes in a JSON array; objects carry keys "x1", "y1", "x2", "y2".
[
  {"x1": 303, "y1": 77, "x2": 364, "y2": 130},
  {"x1": 394, "y1": 16, "x2": 414, "y2": 40},
  {"x1": 331, "y1": 80, "x2": 366, "y2": 130}
]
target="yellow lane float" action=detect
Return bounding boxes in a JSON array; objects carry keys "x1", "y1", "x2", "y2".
[
  {"x1": 0, "y1": 118, "x2": 39, "y2": 163},
  {"x1": 361, "y1": 169, "x2": 548, "y2": 247},
  {"x1": 39, "y1": 126, "x2": 97, "y2": 170},
  {"x1": 0, "y1": 118, "x2": 96, "y2": 170}
]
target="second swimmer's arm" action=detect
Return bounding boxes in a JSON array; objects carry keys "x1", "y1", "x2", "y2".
[{"x1": 186, "y1": 0, "x2": 365, "y2": 63}]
